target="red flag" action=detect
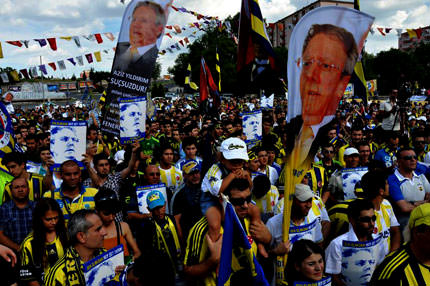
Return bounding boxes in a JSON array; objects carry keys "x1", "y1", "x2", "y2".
[
  {"x1": 200, "y1": 57, "x2": 220, "y2": 108},
  {"x1": 6, "y1": 41, "x2": 23, "y2": 47},
  {"x1": 94, "y1": 33, "x2": 103, "y2": 44},
  {"x1": 179, "y1": 40, "x2": 184, "y2": 46},
  {"x1": 20, "y1": 69, "x2": 29, "y2": 79},
  {"x1": 171, "y1": 5, "x2": 178, "y2": 11},
  {"x1": 184, "y1": 37, "x2": 189, "y2": 44},
  {"x1": 165, "y1": 25, "x2": 172, "y2": 29},
  {"x1": 48, "y1": 62, "x2": 57, "y2": 71},
  {"x1": 415, "y1": 28, "x2": 423, "y2": 39},
  {"x1": 377, "y1": 27, "x2": 386, "y2": 36},
  {"x1": 165, "y1": 33, "x2": 172, "y2": 38},
  {"x1": 47, "y1": 38, "x2": 57, "y2": 51}
]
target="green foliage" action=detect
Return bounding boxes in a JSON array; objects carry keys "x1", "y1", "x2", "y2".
[{"x1": 151, "y1": 82, "x2": 165, "y2": 98}]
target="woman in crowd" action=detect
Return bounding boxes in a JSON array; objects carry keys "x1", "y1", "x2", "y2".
[
  {"x1": 285, "y1": 239, "x2": 331, "y2": 286},
  {"x1": 19, "y1": 198, "x2": 68, "y2": 286},
  {"x1": 95, "y1": 188, "x2": 141, "y2": 264}
]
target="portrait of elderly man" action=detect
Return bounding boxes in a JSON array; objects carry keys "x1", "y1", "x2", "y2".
[
  {"x1": 50, "y1": 126, "x2": 82, "y2": 164},
  {"x1": 243, "y1": 112, "x2": 262, "y2": 142},
  {"x1": 120, "y1": 101, "x2": 145, "y2": 140},
  {"x1": 112, "y1": 1, "x2": 167, "y2": 79},
  {"x1": 288, "y1": 23, "x2": 359, "y2": 168}
]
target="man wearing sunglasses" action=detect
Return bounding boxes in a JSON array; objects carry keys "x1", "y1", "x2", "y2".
[
  {"x1": 326, "y1": 199, "x2": 384, "y2": 286},
  {"x1": 388, "y1": 147, "x2": 430, "y2": 232},
  {"x1": 316, "y1": 144, "x2": 342, "y2": 179}
]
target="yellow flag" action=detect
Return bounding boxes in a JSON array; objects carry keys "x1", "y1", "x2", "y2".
[
  {"x1": 406, "y1": 29, "x2": 417, "y2": 39},
  {"x1": 10, "y1": 70, "x2": 19, "y2": 81},
  {"x1": 60, "y1": 36, "x2": 72, "y2": 41},
  {"x1": 94, "y1": 51, "x2": 102, "y2": 62},
  {"x1": 0, "y1": 42, "x2": 3, "y2": 58}
]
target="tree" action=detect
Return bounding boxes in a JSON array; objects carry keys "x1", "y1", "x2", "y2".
[{"x1": 151, "y1": 61, "x2": 161, "y2": 80}]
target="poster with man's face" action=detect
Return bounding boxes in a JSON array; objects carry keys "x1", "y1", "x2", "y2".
[
  {"x1": 341, "y1": 236, "x2": 382, "y2": 286},
  {"x1": 119, "y1": 96, "x2": 146, "y2": 144},
  {"x1": 341, "y1": 167, "x2": 368, "y2": 200},
  {"x1": 136, "y1": 183, "x2": 167, "y2": 214},
  {"x1": 50, "y1": 121, "x2": 86, "y2": 169},
  {"x1": 84, "y1": 245, "x2": 124, "y2": 286},
  {"x1": 101, "y1": 0, "x2": 172, "y2": 136},
  {"x1": 242, "y1": 110, "x2": 262, "y2": 147}
]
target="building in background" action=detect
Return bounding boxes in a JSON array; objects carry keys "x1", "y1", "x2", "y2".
[
  {"x1": 267, "y1": 0, "x2": 354, "y2": 49},
  {"x1": 398, "y1": 26, "x2": 430, "y2": 51}
]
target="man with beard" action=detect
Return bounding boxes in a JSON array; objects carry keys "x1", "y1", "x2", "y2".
[
  {"x1": 171, "y1": 160, "x2": 203, "y2": 241},
  {"x1": 325, "y1": 199, "x2": 384, "y2": 286},
  {"x1": 0, "y1": 178, "x2": 35, "y2": 252}
]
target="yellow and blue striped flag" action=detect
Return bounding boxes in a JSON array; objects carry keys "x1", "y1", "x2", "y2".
[
  {"x1": 217, "y1": 203, "x2": 269, "y2": 286},
  {"x1": 185, "y1": 64, "x2": 198, "y2": 90},
  {"x1": 216, "y1": 47, "x2": 221, "y2": 92}
]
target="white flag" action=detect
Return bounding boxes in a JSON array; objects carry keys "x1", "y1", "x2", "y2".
[
  {"x1": 76, "y1": 56, "x2": 84, "y2": 66},
  {"x1": 0, "y1": 72, "x2": 9, "y2": 83},
  {"x1": 57, "y1": 60, "x2": 66, "y2": 70}
]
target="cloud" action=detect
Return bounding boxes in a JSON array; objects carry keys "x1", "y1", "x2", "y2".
[{"x1": 0, "y1": 0, "x2": 428, "y2": 78}]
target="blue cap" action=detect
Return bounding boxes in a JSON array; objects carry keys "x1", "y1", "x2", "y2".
[
  {"x1": 146, "y1": 190, "x2": 165, "y2": 210},
  {"x1": 182, "y1": 160, "x2": 201, "y2": 174}
]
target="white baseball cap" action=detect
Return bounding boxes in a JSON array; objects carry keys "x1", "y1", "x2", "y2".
[
  {"x1": 220, "y1": 137, "x2": 249, "y2": 161},
  {"x1": 295, "y1": 184, "x2": 314, "y2": 202},
  {"x1": 344, "y1": 147, "x2": 359, "y2": 157}
]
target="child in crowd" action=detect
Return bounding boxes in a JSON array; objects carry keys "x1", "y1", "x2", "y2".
[{"x1": 201, "y1": 137, "x2": 268, "y2": 257}]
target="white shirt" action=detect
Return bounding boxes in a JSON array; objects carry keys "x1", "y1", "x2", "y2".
[
  {"x1": 258, "y1": 165, "x2": 279, "y2": 186},
  {"x1": 380, "y1": 101, "x2": 400, "y2": 131},
  {"x1": 393, "y1": 169, "x2": 430, "y2": 202}
]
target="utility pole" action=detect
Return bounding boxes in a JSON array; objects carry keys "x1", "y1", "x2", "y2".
[{"x1": 40, "y1": 55, "x2": 46, "y2": 103}]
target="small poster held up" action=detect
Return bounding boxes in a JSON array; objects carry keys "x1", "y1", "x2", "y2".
[
  {"x1": 137, "y1": 183, "x2": 167, "y2": 214},
  {"x1": 83, "y1": 245, "x2": 124, "y2": 286},
  {"x1": 50, "y1": 121, "x2": 86, "y2": 171},
  {"x1": 341, "y1": 235, "x2": 383, "y2": 286},
  {"x1": 341, "y1": 167, "x2": 368, "y2": 200},
  {"x1": 260, "y1": 93, "x2": 274, "y2": 109},
  {"x1": 242, "y1": 109, "x2": 262, "y2": 148},
  {"x1": 119, "y1": 96, "x2": 146, "y2": 144}
]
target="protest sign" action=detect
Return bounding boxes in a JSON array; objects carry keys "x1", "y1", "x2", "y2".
[
  {"x1": 137, "y1": 183, "x2": 167, "y2": 214},
  {"x1": 50, "y1": 121, "x2": 86, "y2": 171},
  {"x1": 341, "y1": 235, "x2": 383, "y2": 286},
  {"x1": 344, "y1": 83, "x2": 354, "y2": 97},
  {"x1": 289, "y1": 219, "x2": 320, "y2": 247},
  {"x1": 83, "y1": 245, "x2": 124, "y2": 286},
  {"x1": 101, "y1": 0, "x2": 171, "y2": 135},
  {"x1": 0, "y1": 101, "x2": 16, "y2": 159},
  {"x1": 280, "y1": 6, "x2": 374, "y2": 285},
  {"x1": 261, "y1": 94, "x2": 274, "y2": 109},
  {"x1": 119, "y1": 96, "x2": 146, "y2": 144},
  {"x1": 242, "y1": 109, "x2": 262, "y2": 147},
  {"x1": 341, "y1": 167, "x2": 368, "y2": 200},
  {"x1": 26, "y1": 161, "x2": 42, "y2": 174}
]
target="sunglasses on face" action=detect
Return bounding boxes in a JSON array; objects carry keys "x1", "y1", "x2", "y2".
[
  {"x1": 230, "y1": 195, "x2": 252, "y2": 206},
  {"x1": 358, "y1": 215, "x2": 377, "y2": 223},
  {"x1": 401, "y1": 155, "x2": 418, "y2": 161}
]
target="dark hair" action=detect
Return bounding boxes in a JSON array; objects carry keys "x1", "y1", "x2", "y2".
[
  {"x1": 59, "y1": 160, "x2": 80, "y2": 174},
  {"x1": 182, "y1": 136, "x2": 197, "y2": 150},
  {"x1": 95, "y1": 187, "x2": 120, "y2": 213},
  {"x1": 87, "y1": 124, "x2": 98, "y2": 135},
  {"x1": 285, "y1": 239, "x2": 325, "y2": 285},
  {"x1": 396, "y1": 147, "x2": 415, "y2": 160},
  {"x1": 224, "y1": 178, "x2": 250, "y2": 198},
  {"x1": 348, "y1": 199, "x2": 374, "y2": 220},
  {"x1": 31, "y1": 198, "x2": 68, "y2": 270},
  {"x1": 357, "y1": 141, "x2": 370, "y2": 149},
  {"x1": 25, "y1": 133, "x2": 38, "y2": 142},
  {"x1": 2, "y1": 152, "x2": 26, "y2": 166},
  {"x1": 361, "y1": 170, "x2": 388, "y2": 200},
  {"x1": 93, "y1": 153, "x2": 109, "y2": 167},
  {"x1": 252, "y1": 175, "x2": 271, "y2": 199}
]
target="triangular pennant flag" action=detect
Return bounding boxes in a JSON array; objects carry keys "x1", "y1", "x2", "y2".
[
  {"x1": 377, "y1": 27, "x2": 385, "y2": 36},
  {"x1": 175, "y1": 43, "x2": 181, "y2": 50},
  {"x1": 35, "y1": 39, "x2": 47, "y2": 47},
  {"x1": 83, "y1": 35, "x2": 96, "y2": 41},
  {"x1": 20, "y1": 69, "x2": 29, "y2": 79},
  {"x1": 167, "y1": 48, "x2": 173, "y2": 53},
  {"x1": 0, "y1": 73, "x2": 9, "y2": 83},
  {"x1": 47, "y1": 38, "x2": 57, "y2": 51},
  {"x1": 57, "y1": 60, "x2": 66, "y2": 70},
  {"x1": 73, "y1": 36, "x2": 81, "y2": 47},
  {"x1": 22, "y1": 40, "x2": 30, "y2": 48},
  {"x1": 407, "y1": 29, "x2": 417, "y2": 39},
  {"x1": 415, "y1": 28, "x2": 423, "y2": 39},
  {"x1": 94, "y1": 33, "x2": 103, "y2": 44},
  {"x1": 48, "y1": 62, "x2": 57, "y2": 71},
  {"x1": 6, "y1": 41, "x2": 23, "y2": 47},
  {"x1": 85, "y1": 53, "x2": 93, "y2": 63},
  {"x1": 193, "y1": 22, "x2": 200, "y2": 29},
  {"x1": 370, "y1": 28, "x2": 375, "y2": 35},
  {"x1": 184, "y1": 37, "x2": 189, "y2": 44},
  {"x1": 103, "y1": 49, "x2": 109, "y2": 54},
  {"x1": 104, "y1": 32, "x2": 115, "y2": 41},
  {"x1": 10, "y1": 70, "x2": 20, "y2": 81},
  {"x1": 94, "y1": 51, "x2": 101, "y2": 62},
  {"x1": 179, "y1": 40, "x2": 184, "y2": 46},
  {"x1": 39, "y1": 64, "x2": 48, "y2": 75},
  {"x1": 165, "y1": 33, "x2": 172, "y2": 38},
  {"x1": 67, "y1": 58, "x2": 76, "y2": 66},
  {"x1": 60, "y1": 36, "x2": 72, "y2": 41},
  {"x1": 385, "y1": 28, "x2": 392, "y2": 34},
  {"x1": 76, "y1": 56, "x2": 84, "y2": 66},
  {"x1": 30, "y1": 67, "x2": 38, "y2": 77},
  {"x1": 171, "y1": 5, "x2": 178, "y2": 11},
  {"x1": 165, "y1": 25, "x2": 172, "y2": 29},
  {"x1": 0, "y1": 42, "x2": 3, "y2": 58},
  {"x1": 396, "y1": 29, "x2": 403, "y2": 36}
]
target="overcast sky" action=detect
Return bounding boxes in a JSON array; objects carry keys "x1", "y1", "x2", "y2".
[{"x1": 0, "y1": 0, "x2": 428, "y2": 79}]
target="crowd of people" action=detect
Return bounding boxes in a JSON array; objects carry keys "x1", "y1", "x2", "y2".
[{"x1": 0, "y1": 90, "x2": 430, "y2": 286}]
